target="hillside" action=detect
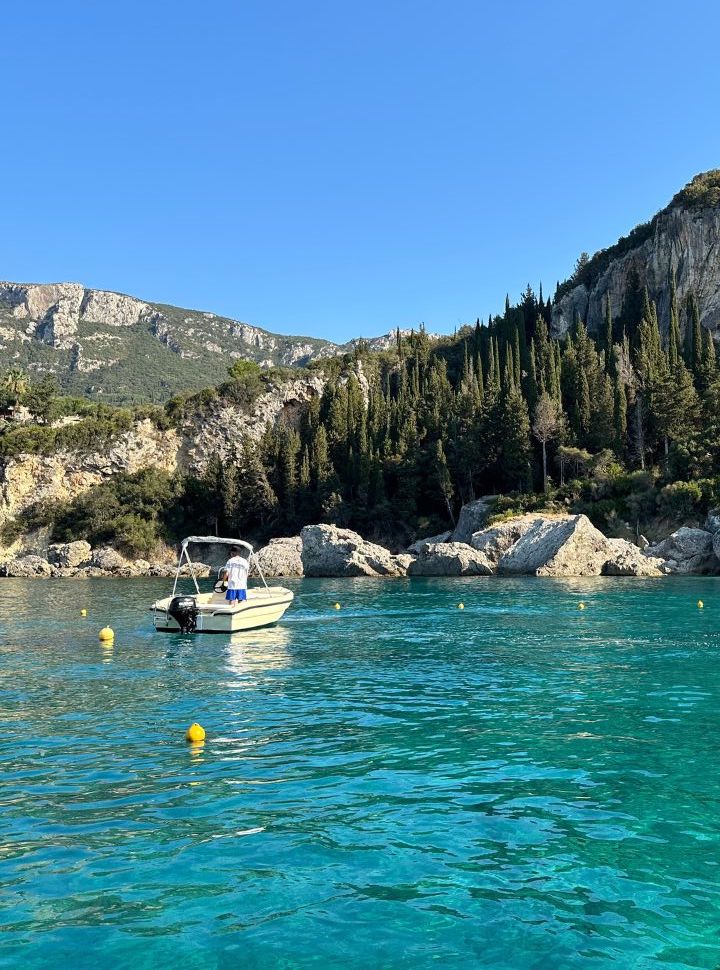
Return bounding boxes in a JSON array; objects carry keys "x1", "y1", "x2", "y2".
[
  {"x1": 0, "y1": 281, "x2": 412, "y2": 404},
  {"x1": 552, "y1": 169, "x2": 720, "y2": 338},
  {"x1": 3, "y1": 169, "x2": 720, "y2": 565}
]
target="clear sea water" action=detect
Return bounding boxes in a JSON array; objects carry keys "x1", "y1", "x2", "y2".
[{"x1": 1, "y1": 576, "x2": 720, "y2": 969}]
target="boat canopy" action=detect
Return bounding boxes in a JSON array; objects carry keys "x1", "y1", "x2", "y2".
[
  {"x1": 173, "y1": 536, "x2": 265, "y2": 596},
  {"x1": 181, "y1": 536, "x2": 254, "y2": 552}
]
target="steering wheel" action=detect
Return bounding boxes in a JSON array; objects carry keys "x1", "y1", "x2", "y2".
[{"x1": 214, "y1": 568, "x2": 228, "y2": 594}]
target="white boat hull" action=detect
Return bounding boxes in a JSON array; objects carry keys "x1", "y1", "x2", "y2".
[{"x1": 151, "y1": 586, "x2": 294, "y2": 634}]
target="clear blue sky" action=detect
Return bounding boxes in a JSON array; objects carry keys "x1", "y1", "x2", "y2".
[{"x1": 2, "y1": 0, "x2": 719, "y2": 342}]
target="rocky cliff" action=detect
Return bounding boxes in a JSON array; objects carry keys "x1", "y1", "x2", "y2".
[
  {"x1": 552, "y1": 171, "x2": 720, "y2": 338},
  {"x1": 0, "y1": 419, "x2": 180, "y2": 531},
  {"x1": 0, "y1": 376, "x2": 326, "y2": 534}
]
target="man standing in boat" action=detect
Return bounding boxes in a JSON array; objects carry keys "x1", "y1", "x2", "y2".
[{"x1": 223, "y1": 546, "x2": 249, "y2": 607}]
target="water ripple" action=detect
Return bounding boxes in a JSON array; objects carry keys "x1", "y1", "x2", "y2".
[{"x1": 1, "y1": 576, "x2": 720, "y2": 968}]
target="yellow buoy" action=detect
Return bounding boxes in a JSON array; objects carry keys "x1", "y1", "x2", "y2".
[
  {"x1": 186, "y1": 723, "x2": 206, "y2": 743},
  {"x1": 98, "y1": 626, "x2": 114, "y2": 641},
  {"x1": 458, "y1": 603, "x2": 465, "y2": 610},
  {"x1": 578, "y1": 602, "x2": 585, "y2": 611},
  {"x1": 334, "y1": 603, "x2": 341, "y2": 610},
  {"x1": 80, "y1": 608, "x2": 87, "y2": 617},
  {"x1": 698, "y1": 600, "x2": 704, "y2": 609}
]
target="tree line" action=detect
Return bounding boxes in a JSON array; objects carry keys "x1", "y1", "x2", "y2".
[
  {"x1": 3, "y1": 273, "x2": 719, "y2": 551},
  {"x1": 193, "y1": 275, "x2": 720, "y2": 544}
]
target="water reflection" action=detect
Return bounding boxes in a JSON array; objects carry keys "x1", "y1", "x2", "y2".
[
  {"x1": 224, "y1": 626, "x2": 292, "y2": 680},
  {"x1": 187, "y1": 740, "x2": 205, "y2": 763}
]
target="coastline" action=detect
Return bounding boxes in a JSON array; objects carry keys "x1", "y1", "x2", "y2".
[{"x1": 3, "y1": 510, "x2": 719, "y2": 579}]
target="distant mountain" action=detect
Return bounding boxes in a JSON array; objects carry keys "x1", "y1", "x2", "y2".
[
  {"x1": 5, "y1": 171, "x2": 720, "y2": 407},
  {"x1": 0, "y1": 281, "x2": 421, "y2": 403}
]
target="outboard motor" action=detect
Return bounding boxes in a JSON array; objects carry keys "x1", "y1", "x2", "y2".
[{"x1": 167, "y1": 595, "x2": 199, "y2": 633}]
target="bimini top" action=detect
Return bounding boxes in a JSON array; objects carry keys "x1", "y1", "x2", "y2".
[{"x1": 181, "y1": 536, "x2": 254, "y2": 553}]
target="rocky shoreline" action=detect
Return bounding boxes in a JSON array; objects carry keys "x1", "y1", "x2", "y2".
[{"x1": 3, "y1": 499, "x2": 720, "y2": 579}]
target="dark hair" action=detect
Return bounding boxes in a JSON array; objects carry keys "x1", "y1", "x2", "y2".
[{"x1": 229, "y1": 545, "x2": 240, "y2": 555}]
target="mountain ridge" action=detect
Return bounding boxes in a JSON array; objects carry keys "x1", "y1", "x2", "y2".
[
  {"x1": 0, "y1": 279, "x2": 422, "y2": 403},
  {"x1": 3, "y1": 170, "x2": 720, "y2": 403}
]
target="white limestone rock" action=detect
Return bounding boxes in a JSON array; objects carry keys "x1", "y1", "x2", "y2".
[
  {"x1": 470, "y1": 514, "x2": 549, "y2": 564},
  {"x1": 91, "y1": 546, "x2": 132, "y2": 573},
  {"x1": 498, "y1": 514, "x2": 611, "y2": 577},
  {"x1": 602, "y1": 538, "x2": 664, "y2": 577},
  {"x1": 300, "y1": 524, "x2": 410, "y2": 577},
  {"x1": 407, "y1": 531, "x2": 452, "y2": 554},
  {"x1": 408, "y1": 542, "x2": 493, "y2": 576},
  {"x1": 646, "y1": 528, "x2": 718, "y2": 575},
  {"x1": 255, "y1": 537, "x2": 304, "y2": 577},
  {"x1": 47, "y1": 540, "x2": 92, "y2": 569},
  {"x1": 4, "y1": 554, "x2": 53, "y2": 577},
  {"x1": 552, "y1": 201, "x2": 720, "y2": 340},
  {"x1": 449, "y1": 498, "x2": 492, "y2": 544}
]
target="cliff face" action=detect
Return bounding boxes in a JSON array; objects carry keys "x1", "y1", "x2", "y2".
[
  {"x1": 0, "y1": 419, "x2": 180, "y2": 530},
  {"x1": 552, "y1": 203, "x2": 720, "y2": 338},
  {"x1": 176, "y1": 375, "x2": 326, "y2": 471},
  {"x1": 0, "y1": 376, "x2": 326, "y2": 537}
]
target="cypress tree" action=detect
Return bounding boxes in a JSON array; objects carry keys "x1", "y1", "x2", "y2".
[
  {"x1": 603, "y1": 296, "x2": 613, "y2": 355},
  {"x1": 496, "y1": 386, "x2": 531, "y2": 491},
  {"x1": 668, "y1": 271, "x2": 682, "y2": 370},
  {"x1": 690, "y1": 293, "x2": 703, "y2": 378},
  {"x1": 699, "y1": 328, "x2": 718, "y2": 389},
  {"x1": 613, "y1": 376, "x2": 628, "y2": 454}
]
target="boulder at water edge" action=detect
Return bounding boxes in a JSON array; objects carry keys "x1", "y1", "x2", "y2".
[
  {"x1": 602, "y1": 538, "x2": 664, "y2": 577},
  {"x1": 498, "y1": 514, "x2": 611, "y2": 577},
  {"x1": 3, "y1": 554, "x2": 53, "y2": 577},
  {"x1": 47, "y1": 540, "x2": 93, "y2": 569},
  {"x1": 91, "y1": 546, "x2": 134, "y2": 574},
  {"x1": 255, "y1": 537, "x2": 304, "y2": 577},
  {"x1": 470, "y1": 514, "x2": 549, "y2": 565},
  {"x1": 705, "y1": 509, "x2": 720, "y2": 534},
  {"x1": 409, "y1": 542, "x2": 493, "y2": 576},
  {"x1": 646, "y1": 528, "x2": 718, "y2": 575},
  {"x1": 300, "y1": 524, "x2": 411, "y2": 577}
]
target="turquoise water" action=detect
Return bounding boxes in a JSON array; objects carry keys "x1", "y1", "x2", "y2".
[{"x1": 2, "y1": 577, "x2": 720, "y2": 969}]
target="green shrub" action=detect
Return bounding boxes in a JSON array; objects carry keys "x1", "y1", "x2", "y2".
[
  {"x1": 486, "y1": 492, "x2": 562, "y2": 525},
  {"x1": 50, "y1": 468, "x2": 185, "y2": 557},
  {"x1": 657, "y1": 481, "x2": 704, "y2": 519}
]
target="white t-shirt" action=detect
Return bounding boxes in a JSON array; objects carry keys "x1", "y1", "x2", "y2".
[{"x1": 224, "y1": 555, "x2": 249, "y2": 590}]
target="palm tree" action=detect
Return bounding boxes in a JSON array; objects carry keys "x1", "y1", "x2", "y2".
[{"x1": 2, "y1": 368, "x2": 29, "y2": 406}]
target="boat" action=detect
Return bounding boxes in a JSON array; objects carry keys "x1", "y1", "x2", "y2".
[{"x1": 151, "y1": 536, "x2": 294, "y2": 634}]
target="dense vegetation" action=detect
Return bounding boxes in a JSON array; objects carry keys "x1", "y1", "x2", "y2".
[
  {"x1": 3, "y1": 259, "x2": 720, "y2": 557},
  {"x1": 0, "y1": 370, "x2": 171, "y2": 460},
  {"x1": 188, "y1": 275, "x2": 720, "y2": 547}
]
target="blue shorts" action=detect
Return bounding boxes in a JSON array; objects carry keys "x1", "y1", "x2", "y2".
[{"x1": 226, "y1": 588, "x2": 247, "y2": 602}]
